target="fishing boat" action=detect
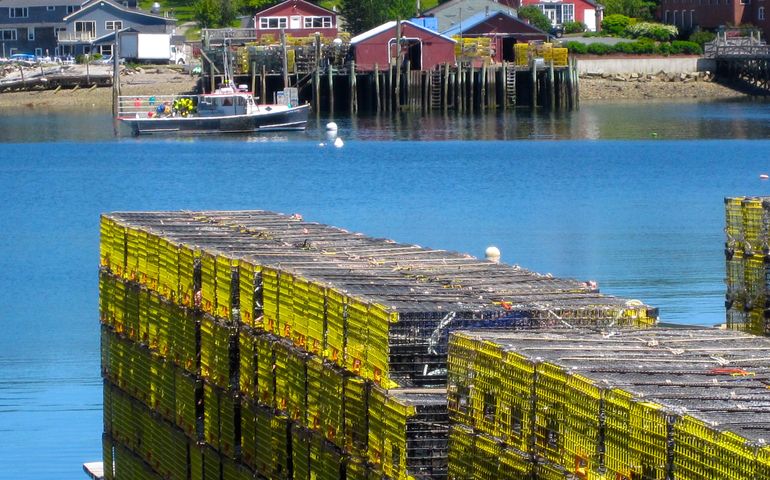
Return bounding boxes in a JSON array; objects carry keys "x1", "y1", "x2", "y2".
[
  {"x1": 117, "y1": 86, "x2": 310, "y2": 136},
  {"x1": 116, "y1": 42, "x2": 309, "y2": 136}
]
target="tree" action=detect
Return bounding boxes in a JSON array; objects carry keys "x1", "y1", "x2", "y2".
[
  {"x1": 340, "y1": 0, "x2": 418, "y2": 35},
  {"x1": 194, "y1": 0, "x2": 221, "y2": 28},
  {"x1": 517, "y1": 5, "x2": 552, "y2": 33},
  {"x1": 241, "y1": 0, "x2": 277, "y2": 16},
  {"x1": 220, "y1": 0, "x2": 241, "y2": 26},
  {"x1": 601, "y1": 0, "x2": 657, "y2": 20}
]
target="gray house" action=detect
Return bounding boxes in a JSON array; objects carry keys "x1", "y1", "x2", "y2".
[
  {"x1": 58, "y1": 0, "x2": 174, "y2": 56},
  {"x1": 422, "y1": 0, "x2": 517, "y2": 32},
  {"x1": 0, "y1": 0, "x2": 86, "y2": 58}
]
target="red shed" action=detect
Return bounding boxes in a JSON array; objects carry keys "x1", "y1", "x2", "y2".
[
  {"x1": 350, "y1": 20, "x2": 457, "y2": 72},
  {"x1": 441, "y1": 10, "x2": 549, "y2": 63},
  {"x1": 253, "y1": 0, "x2": 338, "y2": 42}
]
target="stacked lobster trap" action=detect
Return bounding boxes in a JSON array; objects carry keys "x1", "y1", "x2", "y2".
[
  {"x1": 99, "y1": 209, "x2": 657, "y2": 480},
  {"x1": 446, "y1": 328, "x2": 770, "y2": 480},
  {"x1": 725, "y1": 196, "x2": 770, "y2": 335}
]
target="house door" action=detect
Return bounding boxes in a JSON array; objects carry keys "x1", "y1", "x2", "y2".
[
  {"x1": 290, "y1": 15, "x2": 301, "y2": 29},
  {"x1": 542, "y1": 7, "x2": 558, "y2": 24}
]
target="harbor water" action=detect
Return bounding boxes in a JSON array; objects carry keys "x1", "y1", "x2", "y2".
[{"x1": 2, "y1": 98, "x2": 770, "y2": 478}]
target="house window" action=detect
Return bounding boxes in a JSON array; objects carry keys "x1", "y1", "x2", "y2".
[
  {"x1": 664, "y1": 10, "x2": 670, "y2": 22},
  {"x1": 100, "y1": 45, "x2": 112, "y2": 56},
  {"x1": 105, "y1": 20, "x2": 123, "y2": 30},
  {"x1": 35, "y1": 47, "x2": 42, "y2": 56},
  {"x1": 690, "y1": 9, "x2": 695, "y2": 27},
  {"x1": 28, "y1": 27, "x2": 34, "y2": 41},
  {"x1": 760, "y1": 6, "x2": 766, "y2": 18},
  {"x1": 74, "y1": 21, "x2": 96, "y2": 38},
  {"x1": 303, "y1": 16, "x2": 332, "y2": 28},
  {"x1": 9, "y1": 7, "x2": 29, "y2": 18},
  {"x1": 66, "y1": 5, "x2": 80, "y2": 13},
  {"x1": 47, "y1": 5, "x2": 56, "y2": 11},
  {"x1": 259, "y1": 16, "x2": 288, "y2": 29},
  {"x1": 0, "y1": 29, "x2": 17, "y2": 40}
]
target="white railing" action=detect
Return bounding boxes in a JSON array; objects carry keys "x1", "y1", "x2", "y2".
[
  {"x1": 202, "y1": 28, "x2": 256, "y2": 43},
  {"x1": 116, "y1": 95, "x2": 184, "y2": 118},
  {"x1": 57, "y1": 31, "x2": 95, "y2": 42}
]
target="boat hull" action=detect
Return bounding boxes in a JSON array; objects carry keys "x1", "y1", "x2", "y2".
[{"x1": 119, "y1": 104, "x2": 311, "y2": 135}]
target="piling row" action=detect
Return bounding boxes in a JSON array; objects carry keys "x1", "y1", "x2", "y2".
[
  {"x1": 446, "y1": 328, "x2": 770, "y2": 480},
  {"x1": 99, "y1": 209, "x2": 657, "y2": 480},
  {"x1": 725, "y1": 196, "x2": 770, "y2": 335}
]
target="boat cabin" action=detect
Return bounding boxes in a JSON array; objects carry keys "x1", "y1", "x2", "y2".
[{"x1": 197, "y1": 87, "x2": 256, "y2": 116}]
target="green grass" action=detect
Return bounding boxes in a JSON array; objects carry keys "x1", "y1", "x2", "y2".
[{"x1": 139, "y1": 0, "x2": 196, "y2": 23}]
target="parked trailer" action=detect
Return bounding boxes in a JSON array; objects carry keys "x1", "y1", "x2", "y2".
[{"x1": 119, "y1": 33, "x2": 186, "y2": 64}]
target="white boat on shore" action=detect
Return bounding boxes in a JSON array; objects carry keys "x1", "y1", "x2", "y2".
[{"x1": 117, "y1": 85, "x2": 310, "y2": 136}]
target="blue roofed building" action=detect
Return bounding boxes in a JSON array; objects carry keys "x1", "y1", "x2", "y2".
[{"x1": 58, "y1": 0, "x2": 175, "y2": 56}]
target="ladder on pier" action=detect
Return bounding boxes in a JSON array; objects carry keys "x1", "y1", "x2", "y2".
[
  {"x1": 429, "y1": 68, "x2": 443, "y2": 110},
  {"x1": 504, "y1": 64, "x2": 517, "y2": 107}
]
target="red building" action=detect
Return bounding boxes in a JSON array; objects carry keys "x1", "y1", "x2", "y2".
[
  {"x1": 519, "y1": 0, "x2": 603, "y2": 31},
  {"x1": 253, "y1": 0, "x2": 338, "y2": 42},
  {"x1": 441, "y1": 10, "x2": 549, "y2": 62},
  {"x1": 659, "y1": 0, "x2": 768, "y2": 38},
  {"x1": 350, "y1": 20, "x2": 457, "y2": 72}
]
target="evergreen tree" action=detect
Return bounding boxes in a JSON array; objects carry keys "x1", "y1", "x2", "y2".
[{"x1": 517, "y1": 5, "x2": 552, "y2": 32}]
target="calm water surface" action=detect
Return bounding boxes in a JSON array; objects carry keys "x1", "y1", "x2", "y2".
[{"x1": 1, "y1": 100, "x2": 770, "y2": 478}]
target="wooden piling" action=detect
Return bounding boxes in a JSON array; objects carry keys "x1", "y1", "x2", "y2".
[
  {"x1": 469, "y1": 65, "x2": 474, "y2": 114},
  {"x1": 530, "y1": 59, "x2": 537, "y2": 109},
  {"x1": 480, "y1": 62, "x2": 487, "y2": 110},
  {"x1": 443, "y1": 63, "x2": 450, "y2": 112},
  {"x1": 350, "y1": 61, "x2": 357, "y2": 114},
  {"x1": 328, "y1": 64, "x2": 334, "y2": 115},
  {"x1": 549, "y1": 60, "x2": 555, "y2": 111},
  {"x1": 404, "y1": 60, "x2": 410, "y2": 110},
  {"x1": 457, "y1": 63, "x2": 463, "y2": 113},
  {"x1": 281, "y1": 29, "x2": 289, "y2": 88},
  {"x1": 250, "y1": 61, "x2": 256, "y2": 98},
  {"x1": 374, "y1": 64, "x2": 380, "y2": 113},
  {"x1": 261, "y1": 65, "x2": 267, "y2": 103},
  {"x1": 395, "y1": 21, "x2": 402, "y2": 110}
]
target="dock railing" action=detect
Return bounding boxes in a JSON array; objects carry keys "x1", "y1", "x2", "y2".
[{"x1": 116, "y1": 95, "x2": 185, "y2": 118}]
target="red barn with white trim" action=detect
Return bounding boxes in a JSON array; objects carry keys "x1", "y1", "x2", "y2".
[
  {"x1": 253, "y1": 0, "x2": 338, "y2": 42},
  {"x1": 350, "y1": 20, "x2": 456, "y2": 72}
]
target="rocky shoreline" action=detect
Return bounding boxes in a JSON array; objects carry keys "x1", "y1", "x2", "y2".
[{"x1": 0, "y1": 66, "x2": 748, "y2": 110}]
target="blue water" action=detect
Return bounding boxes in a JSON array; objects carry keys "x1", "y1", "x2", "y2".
[{"x1": 2, "y1": 102, "x2": 770, "y2": 478}]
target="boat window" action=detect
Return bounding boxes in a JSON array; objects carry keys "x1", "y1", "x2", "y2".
[
  {"x1": 236, "y1": 96, "x2": 246, "y2": 107},
  {"x1": 223, "y1": 97, "x2": 233, "y2": 106}
]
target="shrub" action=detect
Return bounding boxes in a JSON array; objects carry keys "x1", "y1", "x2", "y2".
[
  {"x1": 689, "y1": 30, "x2": 716, "y2": 46},
  {"x1": 612, "y1": 41, "x2": 637, "y2": 54},
  {"x1": 518, "y1": 5, "x2": 553, "y2": 33},
  {"x1": 602, "y1": 14, "x2": 633, "y2": 36},
  {"x1": 631, "y1": 38, "x2": 657, "y2": 53},
  {"x1": 587, "y1": 42, "x2": 614, "y2": 55},
  {"x1": 564, "y1": 41, "x2": 589, "y2": 54},
  {"x1": 564, "y1": 21, "x2": 587, "y2": 33},
  {"x1": 657, "y1": 42, "x2": 673, "y2": 55},
  {"x1": 670, "y1": 40, "x2": 703, "y2": 54},
  {"x1": 626, "y1": 22, "x2": 678, "y2": 41}
]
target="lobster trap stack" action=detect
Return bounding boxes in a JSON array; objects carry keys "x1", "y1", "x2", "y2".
[
  {"x1": 725, "y1": 196, "x2": 770, "y2": 335},
  {"x1": 446, "y1": 328, "x2": 770, "y2": 480},
  {"x1": 99, "y1": 209, "x2": 657, "y2": 480}
]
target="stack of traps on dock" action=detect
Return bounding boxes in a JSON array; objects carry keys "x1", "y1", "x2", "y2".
[
  {"x1": 725, "y1": 196, "x2": 770, "y2": 335},
  {"x1": 99, "y1": 209, "x2": 658, "y2": 480},
  {"x1": 447, "y1": 328, "x2": 770, "y2": 480}
]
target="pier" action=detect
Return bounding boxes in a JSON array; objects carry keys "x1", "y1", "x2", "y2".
[
  {"x1": 199, "y1": 30, "x2": 579, "y2": 113},
  {"x1": 706, "y1": 32, "x2": 770, "y2": 94}
]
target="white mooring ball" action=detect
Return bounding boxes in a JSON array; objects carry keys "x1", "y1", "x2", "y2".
[
  {"x1": 334, "y1": 137, "x2": 344, "y2": 148},
  {"x1": 326, "y1": 121, "x2": 338, "y2": 132},
  {"x1": 485, "y1": 245, "x2": 501, "y2": 263}
]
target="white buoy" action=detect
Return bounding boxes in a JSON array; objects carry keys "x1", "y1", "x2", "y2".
[
  {"x1": 485, "y1": 246, "x2": 501, "y2": 263},
  {"x1": 761, "y1": 174, "x2": 769, "y2": 180},
  {"x1": 326, "y1": 122, "x2": 338, "y2": 132},
  {"x1": 334, "y1": 137, "x2": 344, "y2": 148},
  {"x1": 318, "y1": 142, "x2": 325, "y2": 147}
]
